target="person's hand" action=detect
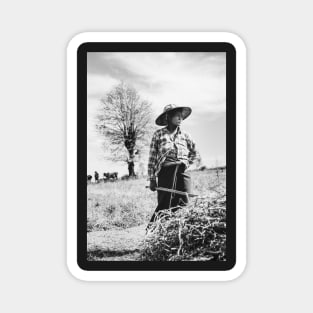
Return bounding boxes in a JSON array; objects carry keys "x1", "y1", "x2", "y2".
[
  {"x1": 178, "y1": 161, "x2": 187, "y2": 171},
  {"x1": 173, "y1": 160, "x2": 183, "y2": 166},
  {"x1": 150, "y1": 179, "x2": 157, "y2": 191}
]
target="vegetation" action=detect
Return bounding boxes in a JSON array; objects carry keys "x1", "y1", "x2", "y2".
[
  {"x1": 96, "y1": 82, "x2": 156, "y2": 176},
  {"x1": 142, "y1": 194, "x2": 226, "y2": 261},
  {"x1": 87, "y1": 169, "x2": 226, "y2": 261},
  {"x1": 87, "y1": 177, "x2": 155, "y2": 231}
]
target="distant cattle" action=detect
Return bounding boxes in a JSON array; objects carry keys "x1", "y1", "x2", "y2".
[
  {"x1": 103, "y1": 172, "x2": 118, "y2": 180},
  {"x1": 87, "y1": 175, "x2": 92, "y2": 183}
]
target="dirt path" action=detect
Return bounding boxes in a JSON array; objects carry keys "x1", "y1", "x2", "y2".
[{"x1": 87, "y1": 224, "x2": 146, "y2": 261}]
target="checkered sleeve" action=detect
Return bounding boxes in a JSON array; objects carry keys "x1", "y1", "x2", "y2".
[
  {"x1": 186, "y1": 133, "x2": 201, "y2": 167},
  {"x1": 147, "y1": 131, "x2": 159, "y2": 180}
]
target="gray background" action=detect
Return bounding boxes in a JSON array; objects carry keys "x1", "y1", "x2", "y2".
[{"x1": 0, "y1": 0, "x2": 312, "y2": 312}]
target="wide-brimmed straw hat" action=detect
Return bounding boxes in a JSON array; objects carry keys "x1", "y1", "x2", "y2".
[{"x1": 155, "y1": 104, "x2": 192, "y2": 126}]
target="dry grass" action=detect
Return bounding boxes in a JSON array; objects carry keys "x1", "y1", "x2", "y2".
[
  {"x1": 87, "y1": 177, "x2": 156, "y2": 231},
  {"x1": 141, "y1": 193, "x2": 226, "y2": 261},
  {"x1": 141, "y1": 170, "x2": 226, "y2": 261},
  {"x1": 87, "y1": 169, "x2": 226, "y2": 261},
  {"x1": 87, "y1": 170, "x2": 225, "y2": 231}
]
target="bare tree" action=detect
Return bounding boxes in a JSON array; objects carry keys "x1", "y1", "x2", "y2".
[{"x1": 96, "y1": 82, "x2": 155, "y2": 177}]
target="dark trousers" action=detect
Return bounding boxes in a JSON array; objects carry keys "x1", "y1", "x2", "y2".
[{"x1": 149, "y1": 164, "x2": 191, "y2": 223}]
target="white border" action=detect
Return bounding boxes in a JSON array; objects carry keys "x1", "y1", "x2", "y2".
[{"x1": 67, "y1": 32, "x2": 246, "y2": 281}]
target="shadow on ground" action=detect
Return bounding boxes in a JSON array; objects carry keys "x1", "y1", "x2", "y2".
[
  {"x1": 87, "y1": 247, "x2": 143, "y2": 261},
  {"x1": 87, "y1": 248, "x2": 141, "y2": 259}
]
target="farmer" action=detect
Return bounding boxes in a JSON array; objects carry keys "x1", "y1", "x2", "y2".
[{"x1": 147, "y1": 104, "x2": 201, "y2": 224}]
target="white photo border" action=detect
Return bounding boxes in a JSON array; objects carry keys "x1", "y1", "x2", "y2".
[{"x1": 67, "y1": 32, "x2": 246, "y2": 281}]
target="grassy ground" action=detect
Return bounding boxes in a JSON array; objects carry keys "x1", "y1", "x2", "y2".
[
  {"x1": 87, "y1": 169, "x2": 226, "y2": 261},
  {"x1": 87, "y1": 177, "x2": 155, "y2": 232}
]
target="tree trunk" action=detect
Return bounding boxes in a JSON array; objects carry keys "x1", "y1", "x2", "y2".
[
  {"x1": 125, "y1": 123, "x2": 136, "y2": 177},
  {"x1": 128, "y1": 160, "x2": 135, "y2": 177}
]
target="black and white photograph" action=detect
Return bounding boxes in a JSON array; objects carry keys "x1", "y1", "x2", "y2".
[
  {"x1": 84, "y1": 47, "x2": 233, "y2": 268},
  {"x1": 4, "y1": 0, "x2": 313, "y2": 308}
]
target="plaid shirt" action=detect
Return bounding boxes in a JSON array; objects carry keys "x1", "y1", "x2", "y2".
[{"x1": 147, "y1": 126, "x2": 200, "y2": 180}]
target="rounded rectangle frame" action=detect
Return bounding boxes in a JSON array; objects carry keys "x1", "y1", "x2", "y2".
[{"x1": 67, "y1": 32, "x2": 246, "y2": 281}]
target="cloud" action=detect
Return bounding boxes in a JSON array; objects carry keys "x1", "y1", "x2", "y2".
[
  {"x1": 87, "y1": 53, "x2": 163, "y2": 95},
  {"x1": 87, "y1": 52, "x2": 226, "y2": 113},
  {"x1": 87, "y1": 73, "x2": 118, "y2": 99}
]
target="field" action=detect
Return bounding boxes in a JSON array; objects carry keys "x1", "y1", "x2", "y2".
[{"x1": 87, "y1": 169, "x2": 226, "y2": 261}]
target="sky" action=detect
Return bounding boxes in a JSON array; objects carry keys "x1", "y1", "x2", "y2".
[{"x1": 87, "y1": 52, "x2": 226, "y2": 177}]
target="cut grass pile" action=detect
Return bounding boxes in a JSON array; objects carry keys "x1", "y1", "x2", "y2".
[{"x1": 141, "y1": 190, "x2": 226, "y2": 261}]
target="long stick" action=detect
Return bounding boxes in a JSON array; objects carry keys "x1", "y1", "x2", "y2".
[
  {"x1": 145, "y1": 186, "x2": 199, "y2": 197},
  {"x1": 169, "y1": 164, "x2": 179, "y2": 209}
]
